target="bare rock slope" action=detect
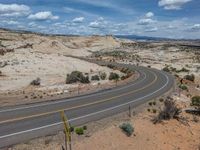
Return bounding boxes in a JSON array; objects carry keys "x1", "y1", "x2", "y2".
[{"x1": 0, "y1": 29, "x2": 120, "y2": 93}]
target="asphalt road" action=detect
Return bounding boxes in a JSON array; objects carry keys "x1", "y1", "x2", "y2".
[{"x1": 0, "y1": 63, "x2": 174, "y2": 148}]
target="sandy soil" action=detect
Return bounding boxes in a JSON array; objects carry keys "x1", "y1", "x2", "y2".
[
  {"x1": 0, "y1": 29, "x2": 120, "y2": 92},
  {"x1": 0, "y1": 29, "x2": 122, "y2": 106},
  {"x1": 11, "y1": 93, "x2": 200, "y2": 150},
  {"x1": 0, "y1": 53, "x2": 120, "y2": 91}
]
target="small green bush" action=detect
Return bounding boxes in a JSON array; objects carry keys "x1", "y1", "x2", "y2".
[
  {"x1": 191, "y1": 96, "x2": 200, "y2": 107},
  {"x1": 153, "y1": 101, "x2": 156, "y2": 105},
  {"x1": 91, "y1": 75, "x2": 100, "y2": 81},
  {"x1": 149, "y1": 102, "x2": 152, "y2": 106},
  {"x1": 107, "y1": 64, "x2": 115, "y2": 69},
  {"x1": 174, "y1": 74, "x2": 179, "y2": 78},
  {"x1": 70, "y1": 126, "x2": 74, "y2": 132},
  {"x1": 109, "y1": 72, "x2": 119, "y2": 81},
  {"x1": 120, "y1": 68, "x2": 132, "y2": 74},
  {"x1": 162, "y1": 67, "x2": 170, "y2": 72},
  {"x1": 120, "y1": 123, "x2": 134, "y2": 136},
  {"x1": 30, "y1": 77, "x2": 41, "y2": 86},
  {"x1": 179, "y1": 84, "x2": 188, "y2": 90},
  {"x1": 184, "y1": 74, "x2": 195, "y2": 82},
  {"x1": 152, "y1": 98, "x2": 181, "y2": 124},
  {"x1": 176, "y1": 67, "x2": 189, "y2": 73},
  {"x1": 75, "y1": 127, "x2": 84, "y2": 135},
  {"x1": 121, "y1": 75, "x2": 126, "y2": 80},
  {"x1": 159, "y1": 98, "x2": 164, "y2": 102},
  {"x1": 152, "y1": 109, "x2": 157, "y2": 113},
  {"x1": 100, "y1": 72, "x2": 107, "y2": 80},
  {"x1": 147, "y1": 108, "x2": 151, "y2": 112},
  {"x1": 66, "y1": 71, "x2": 90, "y2": 84},
  {"x1": 83, "y1": 125, "x2": 87, "y2": 130}
]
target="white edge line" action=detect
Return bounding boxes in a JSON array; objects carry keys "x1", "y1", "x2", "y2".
[
  {"x1": 0, "y1": 69, "x2": 146, "y2": 113},
  {"x1": 0, "y1": 71, "x2": 170, "y2": 139}
]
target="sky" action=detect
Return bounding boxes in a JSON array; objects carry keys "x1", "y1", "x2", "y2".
[{"x1": 0, "y1": 0, "x2": 200, "y2": 39}]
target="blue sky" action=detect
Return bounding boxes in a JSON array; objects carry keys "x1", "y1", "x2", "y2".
[{"x1": 0, "y1": 0, "x2": 200, "y2": 39}]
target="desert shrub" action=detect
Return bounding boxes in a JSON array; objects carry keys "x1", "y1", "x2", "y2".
[
  {"x1": 107, "y1": 64, "x2": 115, "y2": 69},
  {"x1": 159, "y1": 98, "x2": 164, "y2": 102},
  {"x1": 184, "y1": 74, "x2": 195, "y2": 82},
  {"x1": 191, "y1": 96, "x2": 200, "y2": 107},
  {"x1": 179, "y1": 84, "x2": 188, "y2": 90},
  {"x1": 119, "y1": 123, "x2": 134, "y2": 136},
  {"x1": 100, "y1": 72, "x2": 107, "y2": 80},
  {"x1": 0, "y1": 70, "x2": 2, "y2": 76},
  {"x1": 147, "y1": 108, "x2": 151, "y2": 112},
  {"x1": 153, "y1": 101, "x2": 156, "y2": 105},
  {"x1": 121, "y1": 75, "x2": 126, "y2": 80},
  {"x1": 109, "y1": 72, "x2": 119, "y2": 81},
  {"x1": 170, "y1": 67, "x2": 177, "y2": 72},
  {"x1": 121, "y1": 73, "x2": 132, "y2": 80},
  {"x1": 30, "y1": 77, "x2": 41, "y2": 86},
  {"x1": 174, "y1": 74, "x2": 179, "y2": 78},
  {"x1": 152, "y1": 109, "x2": 157, "y2": 113},
  {"x1": 91, "y1": 75, "x2": 100, "y2": 81},
  {"x1": 162, "y1": 66, "x2": 170, "y2": 72},
  {"x1": 83, "y1": 125, "x2": 87, "y2": 130},
  {"x1": 152, "y1": 98, "x2": 181, "y2": 124},
  {"x1": 66, "y1": 71, "x2": 90, "y2": 84},
  {"x1": 75, "y1": 127, "x2": 84, "y2": 135},
  {"x1": 149, "y1": 102, "x2": 152, "y2": 106},
  {"x1": 70, "y1": 126, "x2": 74, "y2": 132},
  {"x1": 120, "y1": 68, "x2": 132, "y2": 74},
  {"x1": 176, "y1": 67, "x2": 189, "y2": 73}
]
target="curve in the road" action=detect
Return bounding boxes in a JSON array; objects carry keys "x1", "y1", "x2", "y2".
[{"x1": 0, "y1": 63, "x2": 174, "y2": 148}]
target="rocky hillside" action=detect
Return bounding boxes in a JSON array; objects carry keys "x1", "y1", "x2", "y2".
[
  {"x1": 0, "y1": 28, "x2": 121, "y2": 93},
  {"x1": 0, "y1": 28, "x2": 120, "y2": 56}
]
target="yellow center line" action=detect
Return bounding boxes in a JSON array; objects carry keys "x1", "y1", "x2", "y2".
[{"x1": 0, "y1": 71, "x2": 158, "y2": 125}]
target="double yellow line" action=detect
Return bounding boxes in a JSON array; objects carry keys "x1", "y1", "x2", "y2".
[{"x1": 0, "y1": 71, "x2": 158, "y2": 125}]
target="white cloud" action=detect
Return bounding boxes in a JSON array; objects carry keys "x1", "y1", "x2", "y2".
[
  {"x1": 191, "y1": 24, "x2": 200, "y2": 30},
  {"x1": 89, "y1": 17, "x2": 107, "y2": 29},
  {"x1": 89, "y1": 21, "x2": 102, "y2": 28},
  {"x1": 28, "y1": 11, "x2": 59, "y2": 20},
  {"x1": 158, "y1": 0, "x2": 192, "y2": 10},
  {"x1": 0, "y1": 3, "x2": 30, "y2": 17},
  {"x1": 138, "y1": 18, "x2": 155, "y2": 25},
  {"x1": 145, "y1": 12, "x2": 154, "y2": 18},
  {"x1": 2, "y1": 20, "x2": 19, "y2": 25},
  {"x1": 72, "y1": 17, "x2": 85, "y2": 23},
  {"x1": 145, "y1": 27, "x2": 158, "y2": 32},
  {"x1": 97, "y1": 17, "x2": 104, "y2": 21},
  {"x1": 6, "y1": 20, "x2": 18, "y2": 25},
  {"x1": 166, "y1": 25, "x2": 177, "y2": 29}
]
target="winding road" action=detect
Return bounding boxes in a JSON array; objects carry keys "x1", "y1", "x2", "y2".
[{"x1": 0, "y1": 62, "x2": 174, "y2": 148}]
